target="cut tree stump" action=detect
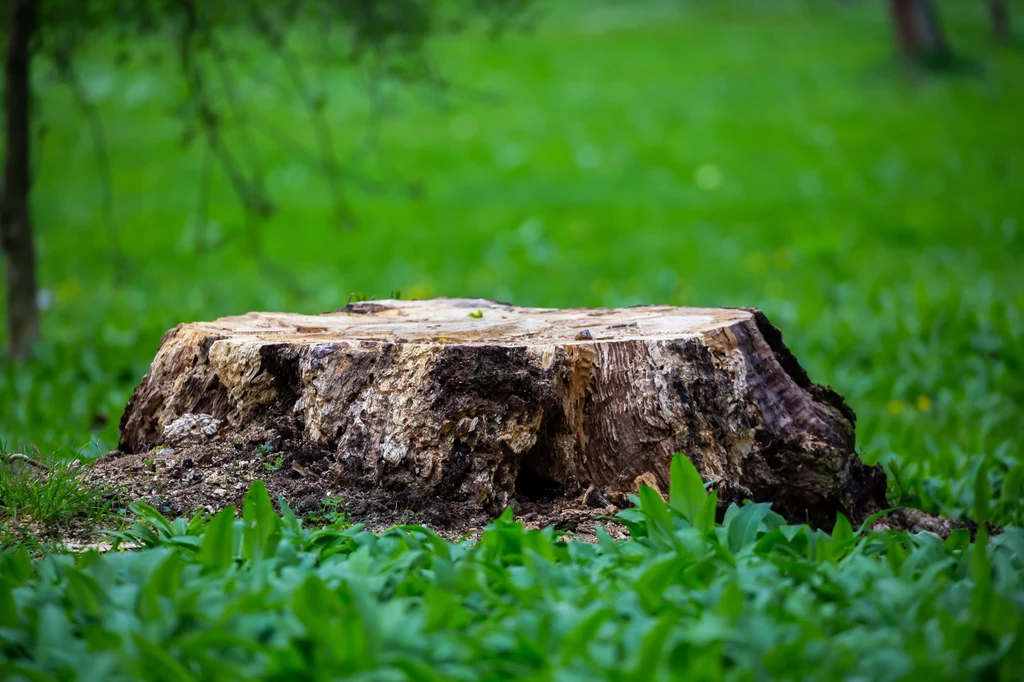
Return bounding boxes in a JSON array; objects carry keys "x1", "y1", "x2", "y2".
[{"x1": 116, "y1": 298, "x2": 886, "y2": 526}]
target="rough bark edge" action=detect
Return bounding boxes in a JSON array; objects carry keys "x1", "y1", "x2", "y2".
[{"x1": 738, "y1": 307, "x2": 857, "y2": 426}]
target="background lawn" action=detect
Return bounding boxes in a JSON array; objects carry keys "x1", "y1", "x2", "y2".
[{"x1": 2, "y1": 0, "x2": 1023, "y2": 525}]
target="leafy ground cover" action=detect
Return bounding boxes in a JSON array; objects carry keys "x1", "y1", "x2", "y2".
[
  {"x1": 1, "y1": 1, "x2": 1023, "y2": 676},
  {"x1": 2, "y1": 457, "x2": 1022, "y2": 681}
]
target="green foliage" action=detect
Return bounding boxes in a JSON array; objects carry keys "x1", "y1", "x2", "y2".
[
  {"x1": 304, "y1": 495, "x2": 349, "y2": 527},
  {"x1": 1, "y1": 455, "x2": 1021, "y2": 680},
  {"x1": 0, "y1": 449, "x2": 113, "y2": 544},
  {"x1": 3, "y1": 1, "x2": 1021, "y2": 675}
]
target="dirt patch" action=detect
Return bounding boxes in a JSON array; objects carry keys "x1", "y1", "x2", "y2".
[
  {"x1": 82, "y1": 439, "x2": 630, "y2": 543},
  {"x1": 75, "y1": 436, "x2": 965, "y2": 544}
]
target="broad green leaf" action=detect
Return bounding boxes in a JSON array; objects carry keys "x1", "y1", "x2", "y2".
[
  {"x1": 629, "y1": 613, "x2": 678, "y2": 681},
  {"x1": 971, "y1": 523, "x2": 991, "y2": 626},
  {"x1": 998, "y1": 464, "x2": 1023, "y2": 512},
  {"x1": 635, "y1": 554, "x2": 688, "y2": 613},
  {"x1": 780, "y1": 524, "x2": 805, "y2": 542},
  {"x1": 0, "y1": 549, "x2": 33, "y2": 584},
  {"x1": 277, "y1": 495, "x2": 304, "y2": 539},
  {"x1": 64, "y1": 569, "x2": 105, "y2": 620},
  {"x1": 612, "y1": 508, "x2": 648, "y2": 539},
  {"x1": 638, "y1": 484, "x2": 683, "y2": 551},
  {"x1": 132, "y1": 634, "x2": 198, "y2": 681},
  {"x1": 561, "y1": 606, "x2": 614, "y2": 665},
  {"x1": 198, "y1": 505, "x2": 236, "y2": 570},
  {"x1": 139, "y1": 550, "x2": 181, "y2": 625},
  {"x1": 0, "y1": 578, "x2": 17, "y2": 629},
  {"x1": 36, "y1": 604, "x2": 77, "y2": 668},
  {"x1": 129, "y1": 501, "x2": 176, "y2": 537},
  {"x1": 724, "y1": 502, "x2": 772, "y2": 553},
  {"x1": 242, "y1": 481, "x2": 281, "y2": 561},
  {"x1": 714, "y1": 581, "x2": 744, "y2": 621},
  {"x1": 753, "y1": 528, "x2": 789, "y2": 555},
  {"x1": 696, "y1": 490, "x2": 719, "y2": 536},
  {"x1": 974, "y1": 457, "x2": 992, "y2": 522},
  {"x1": 831, "y1": 512, "x2": 853, "y2": 547},
  {"x1": 885, "y1": 534, "x2": 909, "y2": 572},
  {"x1": 944, "y1": 528, "x2": 971, "y2": 552},
  {"x1": 669, "y1": 453, "x2": 706, "y2": 523}
]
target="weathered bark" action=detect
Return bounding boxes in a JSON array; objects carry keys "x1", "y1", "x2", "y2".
[
  {"x1": 1, "y1": 0, "x2": 40, "y2": 361},
  {"x1": 990, "y1": 0, "x2": 1010, "y2": 40},
  {"x1": 117, "y1": 299, "x2": 886, "y2": 526},
  {"x1": 889, "y1": 0, "x2": 953, "y2": 62}
]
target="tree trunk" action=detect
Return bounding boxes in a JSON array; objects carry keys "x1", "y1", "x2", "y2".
[
  {"x1": 990, "y1": 0, "x2": 1010, "y2": 40},
  {"x1": 115, "y1": 299, "x2": 886, "y2": 527},
  {"x1": 889, "y1": 0, "x2": 953, "y2": 62},
  {"x1": 912, "y1": 0, "x2": 952, "y2": 59},
  {"x1": 890, "y1": 0, "x2": 921, "y2": 59},
  {"x1": 1, "y1": 0, "x2": 40, "y2": 361}
]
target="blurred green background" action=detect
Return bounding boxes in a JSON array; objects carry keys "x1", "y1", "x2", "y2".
[{"x1": 2, "y1": 0, "x2": 1023, "y2": 523}]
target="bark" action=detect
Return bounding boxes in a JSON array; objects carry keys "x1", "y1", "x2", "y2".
[
  {"x1": 116, "y1": 299, "x2": 887, "y2": 527},
  {"x1": 1, "y1": 0, "x2": 40, "y2": 360},
  {"x1": 990, "y1": 0, "x2": 1010, "y2": 40}
]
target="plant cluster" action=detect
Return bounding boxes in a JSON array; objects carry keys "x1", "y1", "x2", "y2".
[{"x1": 2, "y1": 456, "x2": 1021, "y2": 681}]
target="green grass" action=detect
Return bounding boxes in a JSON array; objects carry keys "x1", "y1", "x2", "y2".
[
  {"x1": 2, "y1": 457, "x2": 1022, "y2": 681},
  {"x1": 0, "y1": 448, "x2": 113, "y2": 549}
]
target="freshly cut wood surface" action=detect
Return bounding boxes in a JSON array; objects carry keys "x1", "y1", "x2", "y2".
[{"x1": 117, "y1": 298, "x2": 885, "y2": 526}]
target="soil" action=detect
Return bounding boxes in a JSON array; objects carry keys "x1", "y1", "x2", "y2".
[
  {"x1": 28, "y1": 436, "x2": 968, "y2": 550},
  {"x1": 81, "y1": 439, "x2": 633, "y2": 544}
]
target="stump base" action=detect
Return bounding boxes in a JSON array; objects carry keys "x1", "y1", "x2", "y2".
[{"x1": 113, "y1": 298, "x2": 886, "y2": 527}]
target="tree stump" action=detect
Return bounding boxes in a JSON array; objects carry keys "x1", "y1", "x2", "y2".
[{"x1": 117, "y1": 298, "x2": 886, "y2": 526}]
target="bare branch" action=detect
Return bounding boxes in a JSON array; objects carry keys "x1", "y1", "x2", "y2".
[{"x1": 2, "y1": 452, "x2": 49, "y2": 471}]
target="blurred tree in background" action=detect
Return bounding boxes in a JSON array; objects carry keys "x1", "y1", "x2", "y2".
[
  {"x1": 1, "y1": 0, "x2": 529, "y2": 360},
  {"x1": 989, "y1": 0, "x2": 1012, "y2": 38},
  {"x1": 1, "y1": 0, "x2": 37, "y2": 360},
  {"x1": 888, "y1": 0, "x2": 953, "y2": 63},
  {"x1": 887, "y1": 0, "x2": 1012, "y2": 62}
]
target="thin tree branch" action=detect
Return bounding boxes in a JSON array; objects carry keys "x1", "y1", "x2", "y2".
[{"x1": 2, "y1": 452, "x2": 49, "y2": 471}]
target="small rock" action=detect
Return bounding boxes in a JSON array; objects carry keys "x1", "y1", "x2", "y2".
[
  {"x1": 633, "y1": 472, "x2": 661, "y2": 495},
  {"x1": 163, "y1": 413, "x2": 222, "y2": 446},
  {"x1": 213, "y1": 488, "x2": 227, "y2": 497},
  {"x1": 154, "y1": 447, "x2": 177, "y2": 457},
  {"x1": 155, "y1": 459, "x2": 176, "y2": 474}
]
